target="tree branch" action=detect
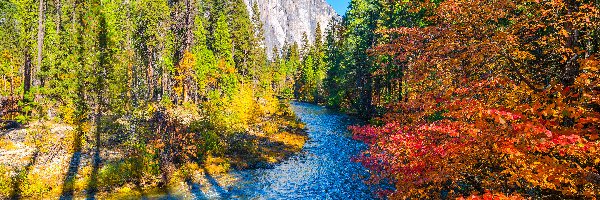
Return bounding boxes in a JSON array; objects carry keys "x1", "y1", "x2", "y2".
[{"x1": 501, "y1": 51, "x2": 543, "y2": 93}]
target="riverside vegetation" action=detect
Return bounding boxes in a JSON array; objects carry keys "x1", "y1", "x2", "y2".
[
  {"x1": 331, "y1": 0, "x2": 600, "y2": 199},
  {"x1": 0, "y1": 0, "x2": 315, "y2": 198},
  {"x1": 2, "y1": 0, "x2": 600, "y2": 199}
]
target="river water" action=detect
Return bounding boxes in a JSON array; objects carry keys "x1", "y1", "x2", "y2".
[{"x1": 172, "y1": 102, "x2": 375, "y2": 199}]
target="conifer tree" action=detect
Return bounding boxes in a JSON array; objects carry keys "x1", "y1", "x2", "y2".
[
  {"x1": 229, "y1": 0, "x2": 252, "y2": 78},
  {"x1": 212, "y1": 11, "x2": 234, "y2": 66},
  {"x1": 249, "y1": 1, "x2": 267, "y2": 88},
  {"x1": 192, "y1": 2, "x2": 216, "y2": 100}
]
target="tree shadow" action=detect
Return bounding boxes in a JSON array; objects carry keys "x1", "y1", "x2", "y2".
[
  {"x1": 59, "y1": 130, "x2": 83, "y2": 200},
  {"x1": 185, "y1": 178, "x2": 208, "y2": 200},
  {"x1": 9, "y1": 149, "x2": 39, "y2": 199},
  {"x1": 0, "y1": 121, "x2": 22, "y2": 133},
  {"x1": 86, "y1": 10, "x2": 110, "y2": 200},
  {"x1": 202, "y1": 167, "x2": 229, "y2": 199},
  {"x1": 85, "y1": 123, "x2": 101, "y2": 200},
  {"x1": 135, "y1": 178, "x2": 148, "y2": 200},
  {"x1": 226, "y1": 132, "x2": 301, "y2": 169}
]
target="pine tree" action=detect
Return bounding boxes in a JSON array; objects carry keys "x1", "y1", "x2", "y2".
[
  {"x1": 229, "y1": 0, "x2": 252, "y2": 78},
  {"x1": 323, "y1": 17, "x2": 345, "y2": 108},
  {"x1": 192, "y1": 2, "x2": 216, "y2": 100},
  {"x1": 327, "y1": 0, "x2": 379, "y2": 116},
  {"x1": 212, "y1": 11, "x2": 234, "y2": 66},
  {"x1": 249, "y1": 1, "x2": 267, "y2": 88}
]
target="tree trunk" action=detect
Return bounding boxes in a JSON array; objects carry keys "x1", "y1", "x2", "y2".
[
  {"x1": 147, "y1": 48, "x2": 154, "y2": 101},
  {"x1": 36, "y1": 0, "x2": 45, "y2": 87},
  {"x1": 185, "y1": 0, "x2": 194, "y2": 51},
  {"x1": 55, "y1": 0, "x2": 60, "y2": 33},
  {"x1": 23, "y1": 49, "x2": 32, "y2": 95}
]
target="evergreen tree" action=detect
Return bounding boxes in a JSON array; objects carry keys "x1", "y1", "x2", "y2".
[
  {"x1": 329, "y1": 0, "x2": 379, "y2": 116},
  {"x1": 229, "y1": 0, "x2": 253, "y2": 78},
  {"x1": 212, "y1": 11, "x2": 234, "y2": 65},
  {"x1": 249, "y1": 1, "x2": 268, "y2": 88},
  {"x1": 192, "y1": 2, "x2": 216, "y2": 100},
  {"x1": 323, "y1": 18, "x2": 345, "y2": 108}
]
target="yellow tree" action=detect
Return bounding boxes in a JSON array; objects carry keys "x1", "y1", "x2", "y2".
[{"x1": 174, "y1": 51, "x2": 195, "y2": 103}]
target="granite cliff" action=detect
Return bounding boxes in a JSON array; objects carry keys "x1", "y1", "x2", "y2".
[{"x1": 244, "y1": 0, "x2": 341, "y2": 56}]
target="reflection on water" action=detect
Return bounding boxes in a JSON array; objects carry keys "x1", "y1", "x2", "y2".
[{"x1": 171, "y1": 102, "x2": 374, "y2": 199}]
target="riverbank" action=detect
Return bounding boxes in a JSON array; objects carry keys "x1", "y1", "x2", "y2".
[
  {"x1": 0, "y1": 101, "x2": 307, "y2": 199},
  {"x1": 137, "y1": 102, "x2": 374, "y2": 199}
]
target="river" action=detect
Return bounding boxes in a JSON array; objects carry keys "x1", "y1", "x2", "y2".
[{"x1": 170, "y1": 102, "x2": 375, "y2": 199}]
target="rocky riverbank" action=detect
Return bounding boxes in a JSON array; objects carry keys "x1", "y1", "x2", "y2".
[{"x1": 0, "y1": 102, "x2": 307, "y2": 199}]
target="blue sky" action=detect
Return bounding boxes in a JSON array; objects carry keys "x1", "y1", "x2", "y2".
[{"x1": 326, "y1": 0, "x2": 351, "y2": 16}]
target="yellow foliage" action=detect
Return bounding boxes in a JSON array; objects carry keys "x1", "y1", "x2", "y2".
[
  {"x1": 174, "y1": 51, "x2": 196, "y2": 103},
  {"x1": 208, "y1": 84, "x2": 257, "y2": 132},
  {"x1": 0, "y1": 166, "x2": 11, "y2": 198},
  {"x1": 255, "y1": 89, "x2": 279, "y2": 116},
  {"x1": 0, "y1": 50, "x2": 21, "y2": 96},
  {"x1": 204, "y1": 155, "x2": 230, "y2": 174},
  {"x1": 270, "y1": 131, "x2": 306, "y2": 150},
  {"x1": 0, "y1": 139, "x2": 17, "y2": 151},
  {"x1": 217, "y1": 58, "x2": 236, "y2": 74},
  {"x1": 18, "y1": 163, "x2": 63, "y2": 198},
  {"x1": 263, "y1": 121, "x2": 279, "y2": 135},
  {"x1": 59, "y1": 103, "x2": 77, "y2": 124}
]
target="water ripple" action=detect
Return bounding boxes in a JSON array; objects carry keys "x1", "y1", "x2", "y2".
[{"x1": 180, "y1": 102, "x2": 374, "y2": 200}]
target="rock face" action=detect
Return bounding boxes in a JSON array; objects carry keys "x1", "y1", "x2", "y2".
[{"x1": 244, "y1": 0, "x2": 340, "y2": 57}]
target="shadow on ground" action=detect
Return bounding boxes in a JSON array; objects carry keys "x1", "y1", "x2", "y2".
[
  {"x1": 225, "y1": 131, "x2": 305, "y2": 170},
  {"x1": 9, "y1": 149, "x2": 39, "y2": 199},
  {"x1": 59, "y1": 129, "x2": 83, "y2": 200}
]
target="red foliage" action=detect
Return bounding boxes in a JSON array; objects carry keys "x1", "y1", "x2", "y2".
[{"x1": 353, "y1": 0, "x2": 600, "y2": 199}]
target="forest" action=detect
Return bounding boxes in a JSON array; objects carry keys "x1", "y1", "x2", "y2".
[
  {"x1": 0, "y1": 0, "x2": 312, "y2": 198},
  {"x1": 339, "y1": 0, "x2": 600, "y2": 199},
  {"x1": 1, "y1": 0, "x2": 600, "y2": 199}
]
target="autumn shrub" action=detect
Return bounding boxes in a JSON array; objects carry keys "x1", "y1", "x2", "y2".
[
  {"x1": 263, "y1": 121, "x2": 279, "y2": 135},
  {"x1": 97, "y1": 161, "x2": 136, "y2": 188},
  {"x1": 5, "y1": 161, "x2": 64, "y2": 198},
  {"x1": 189, "y1": 120, "x2": 223, "y2": 157},
  {"x1": 226, "y1": 132, "x2": 259, "y2": 156},
  {"x1": 97, "y1": 152, "x2": 162, "y2": 189},
  {"x1": 171, "y1": 162, "x2": 200, "y2": 183},
  {"x1": 0, "y1": 166, "x2": 11, "y2": 197},
  {"x1": 256, "y1": 89, "x2": 280, "y2": 116},
  {"x1": 18, "y1": 171, "x2": 53, "y2": 197},
  {"x1": 203, "y1": 154, "x2": 230, "y2": 174},
  {"x1": 354, "y1": 0, "x2": 600, "y2": 199},
  {"x1": 59, "y1": 102, "x2": 77, "y2": 124},
  {"x1": 223, "y1": 84, "x2": 256, "y2": 131}
]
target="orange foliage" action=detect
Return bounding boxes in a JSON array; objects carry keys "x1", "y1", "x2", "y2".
[
  {"x1": 353, "y1": 0, "x2": 600, "y2": 199},
  {"x1": 174, "y1": 51, "x2": 195, "y2": 103}
]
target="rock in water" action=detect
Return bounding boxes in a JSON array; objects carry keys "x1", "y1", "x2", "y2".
[{"x1": 244, "y1": 0, "x2": 341, "y2": 57}]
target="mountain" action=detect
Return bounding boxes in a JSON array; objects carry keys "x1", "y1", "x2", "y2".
[{"x1": 244, "y1": 0, "x2": 341, "y2": 57}]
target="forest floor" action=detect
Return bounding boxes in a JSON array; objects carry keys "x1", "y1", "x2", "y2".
[{"x1": 0, "y1": 102, "x2": 307, "y2": 199}]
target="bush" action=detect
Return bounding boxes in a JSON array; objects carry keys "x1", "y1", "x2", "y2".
[{"x1": 0, "y1": 166, "x2": 11, "y2": 198}]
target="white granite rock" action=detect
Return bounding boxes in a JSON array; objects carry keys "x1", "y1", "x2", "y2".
[{"x1": 244, "y1": 0, "x2": 341, "y2": 57}]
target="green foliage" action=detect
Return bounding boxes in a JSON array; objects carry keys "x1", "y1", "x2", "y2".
[
  {"x1": 0, "y1": 0, "x2": 304, "y2": 197},
  {"x1": 97, "y1": 157, "x2": 159, "y2": 189},
  {"x1": 298, "y1": 55, "x2": 316, "y2": 102},
  {"x1": 285, "y1": 0, "x2": 424, "y2": 117},
  {"x1": 229, "y1": 0, "x2": 253, "y2": 76},
  {"x1": 212, "y1": 11, "x2": 234, "y2": 65},
  {"x1": 189, "y1": 120, "x2": 222, "y2": 156}
]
